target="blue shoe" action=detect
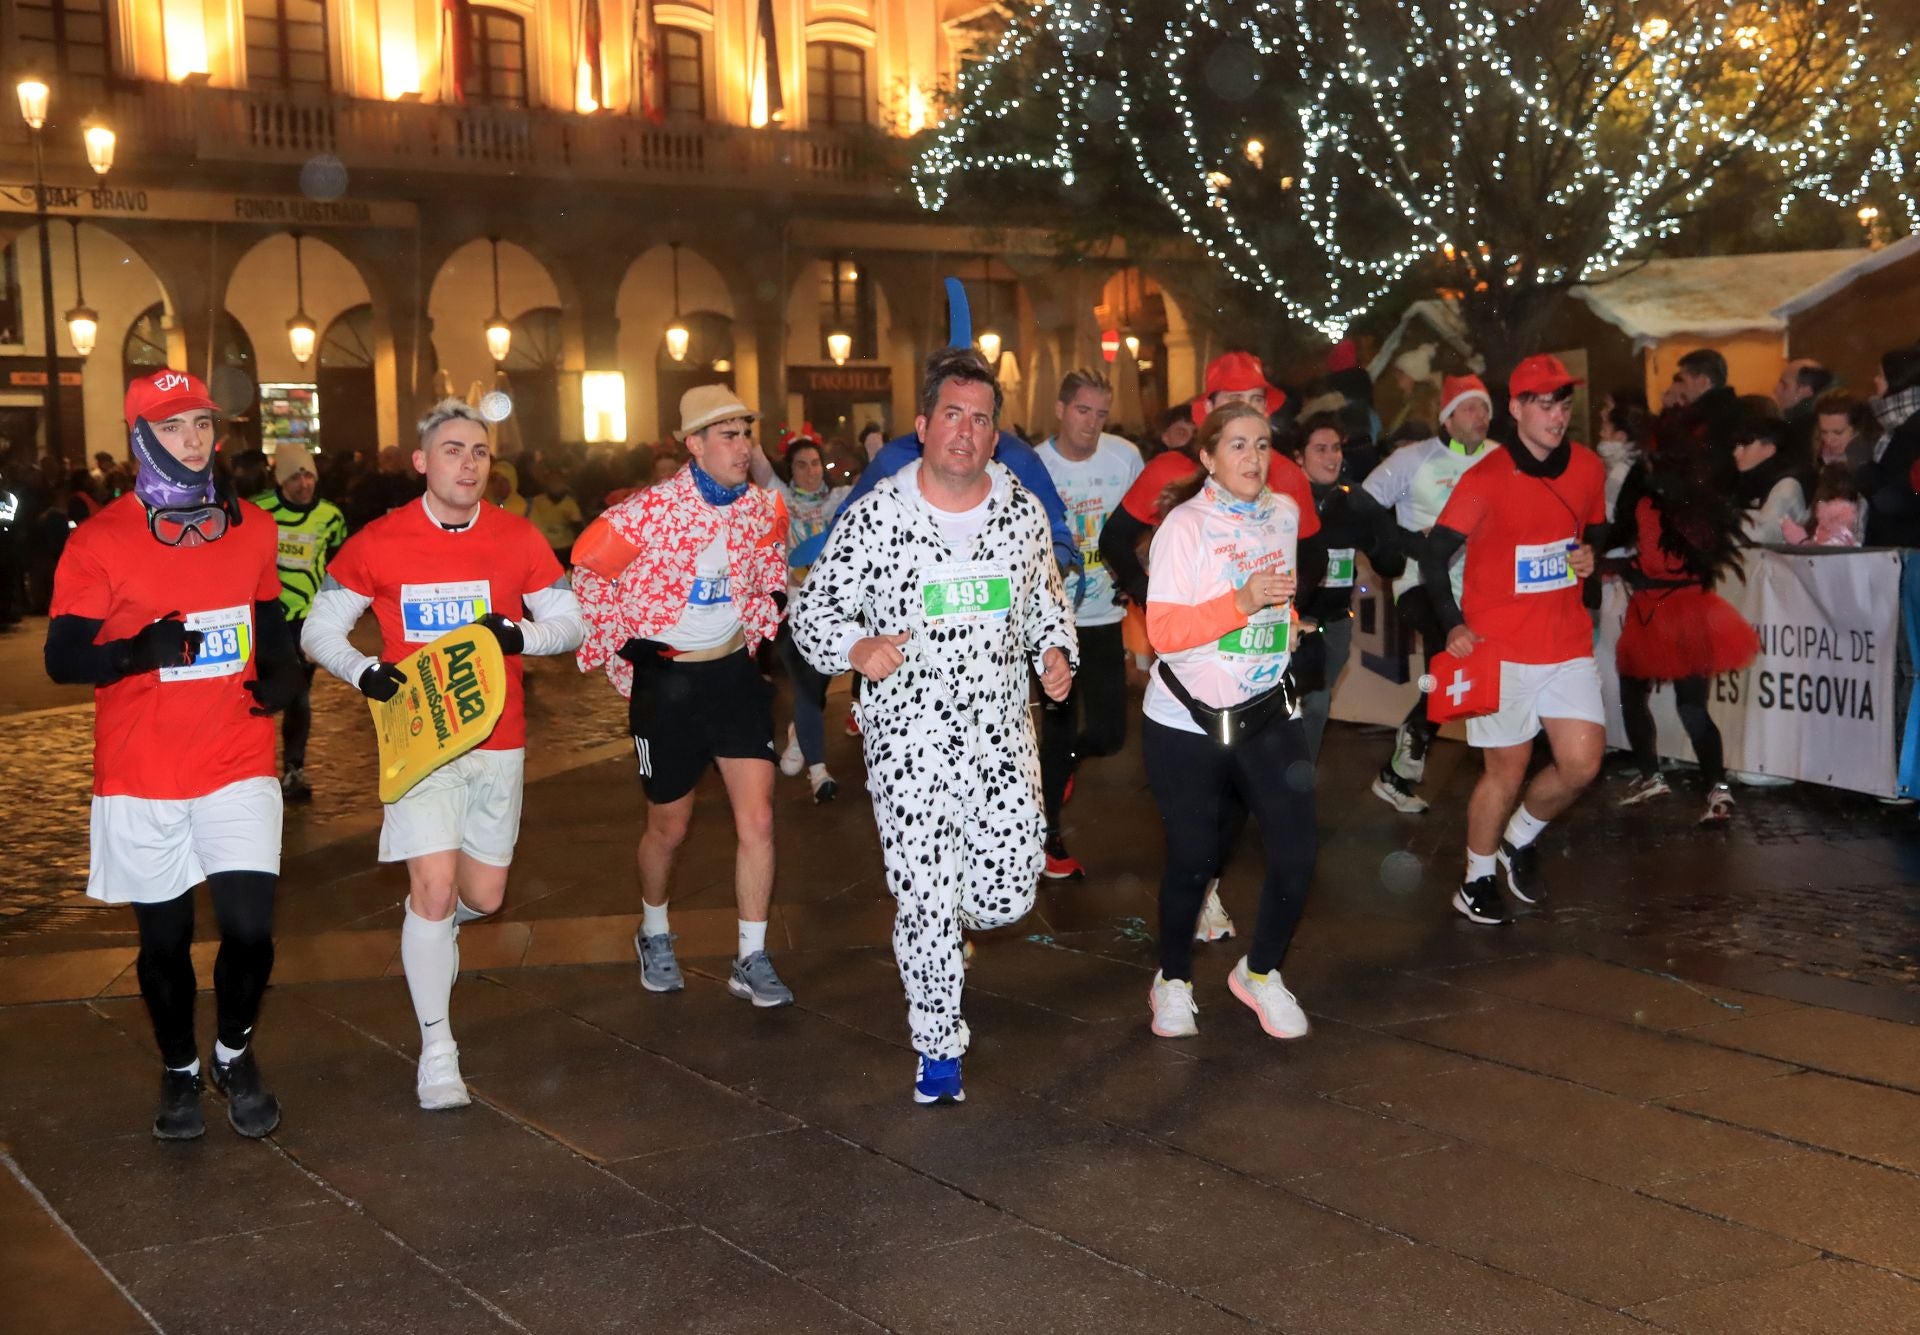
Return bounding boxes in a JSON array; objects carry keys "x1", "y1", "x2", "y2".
[{"x1": 913, "y1": 1054, "x2": 965, "y2": 1105}]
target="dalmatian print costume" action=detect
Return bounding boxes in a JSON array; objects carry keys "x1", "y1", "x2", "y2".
[{"x1": 794, "y1": 460, "x2": 1077, "y2": 1059}]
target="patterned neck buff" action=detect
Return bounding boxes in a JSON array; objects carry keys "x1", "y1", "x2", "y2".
[
  {"x1": 1204, "y1": 476, "x2": 1270, "y2": 520},
  {"x1": 131, "y1": 416, "x2": 217, "y2": 510},
  {"x1": 690, "y1": 461, "x2": 748, "y2": 507}
]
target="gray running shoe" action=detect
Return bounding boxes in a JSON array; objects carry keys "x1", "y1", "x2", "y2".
[
  {"x1": 636, "y1": 931, "x2": 685, "y2": 993},
  {"x1": 728, "y1": 951, "x2": 795, "y2": 1008}
]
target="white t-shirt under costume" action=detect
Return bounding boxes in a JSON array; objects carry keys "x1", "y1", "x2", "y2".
[
  {"x1": 1361, "y1": 436, "x2": 1495, "y2": 599},
  {"x1": 1038, "y1": 434, "x2": 1145, "y2": 628},
  {"x1": 660, "y1": 534, "x2": 741, "y2": 651}
]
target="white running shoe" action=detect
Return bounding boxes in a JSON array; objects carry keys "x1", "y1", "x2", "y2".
[
  {"x1": 1149, "y1": 972, "x2": 1199, "y2": 1038},
  {"x1": 1371, "y1": 770, "x2": 1430, "y2": 814},
  {"x1": 1619, "y1": 772, "x2": 1671, "y2": 806},
  {"x1": 416, "y1": 1042, "x2": 470, "y2": 1111},
  {"x1": 779, "y1": 725, "x2": 805, "y2": 777},
  {"x1": 1227, "y1": 959, "x2": 1309, "y2": 1039},
  {"x1": 1389, "y1": 723, "x2": 1427, "y2": 784},
  {"x1": 1193, "y1": 881, "x2": 1236, "y2": 942},
  {"x1": 1699, "y1": 783, "x2": 1735, "y2": 826}
]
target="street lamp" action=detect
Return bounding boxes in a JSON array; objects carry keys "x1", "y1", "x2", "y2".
[
  {"x1": 63, "y1": 220, "x2": 97, "y2": 357},
  {"x1": 286, "y1": 234, "x2": 317, "y2": 365},
  {"x1": 485, "y1": 237, "x2": 513, "y2": 364},
  {"x1": 14, "y1": 75, "x2": 111, "y2": 460},
  {"x1": 664, "y1": 242, "x2": 689, "y2": 362}
]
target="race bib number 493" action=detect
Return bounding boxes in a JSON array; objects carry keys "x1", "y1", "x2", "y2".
[
  {"x1": 1513, "y1": 540, "x2": 1577, "y2": 595},
  {"x1": 160, "y1": 605, "x2": 252, "y2": 682},
  {"x1": 922, "y1": 561, "x2": 1013, "y2": 626},
  {"x1": 400, "y1": 580, "x2": 491, "y2": 643}
]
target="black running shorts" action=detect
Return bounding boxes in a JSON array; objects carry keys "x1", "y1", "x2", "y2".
[{"x1": 628, "y1": 648, "x2": 775, "y2": 803}]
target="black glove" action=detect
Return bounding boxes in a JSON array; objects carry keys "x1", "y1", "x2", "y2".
[
  {"x1": 245, "y1": 656, "x2": 305, "y2": 717},
  {"x1": 476, "y1": 612, "x2": 523, "y2": 656},
  {"x1": 111, "y1": 613, "x2": 203, "y2": 676},
  {"x1": 357, "y1": 661, "x2": 408, "y2": 702}
]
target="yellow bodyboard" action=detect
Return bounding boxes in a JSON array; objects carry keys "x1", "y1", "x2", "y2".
[{"x1": 371, "y1": 624, "x2": 508, "y2": 804}]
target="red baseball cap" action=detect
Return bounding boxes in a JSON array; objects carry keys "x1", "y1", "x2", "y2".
[
  {"x1": 124, "y1": 369, "x2": 221, "y2": 429},
  {"x1": 1508, "y1": 354, "x2": 1583, "y2": 400}
]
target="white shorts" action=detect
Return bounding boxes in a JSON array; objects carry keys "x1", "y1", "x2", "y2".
[
  {"x1": 88, "y1": 776, "x2": 283, "y2": 905},
  {"x1": 379, "y1": 748, "x2": 526, "y2": 867},
  {"x1": 1467, "y1": 657, "x2": 1606, "y2": 750}
]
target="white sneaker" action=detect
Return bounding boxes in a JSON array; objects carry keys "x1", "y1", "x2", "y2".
[
  {"x1": 1228, "y1": 958, "x2": 1309, "y2": 1039},
  {"x1": 1149, "y1": 972, "x2": 1198, "y2": 1038},
  {"x1": 1389, "y1": 723, "x2": 1427, "y2": 783},
  {"x1": 779, "y1": 725, "x2": 805, "y2": 777},
  {"x1": 416, "y1": 1042, "x2": 471, "y2": 1111},
  {"x1": 1193, "y1": 881, "x2": 1236, "y2": 942}
]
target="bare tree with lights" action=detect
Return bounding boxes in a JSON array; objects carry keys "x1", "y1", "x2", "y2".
[{"x1": 915, "y1": 1, "x2": 1918, "y2": 367}]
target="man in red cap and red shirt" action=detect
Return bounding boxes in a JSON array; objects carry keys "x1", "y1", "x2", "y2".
[
  {"x1": 1417, "y1": 355, "x2": 1609, "y2": 926},
  {"x1": 1097, "y1": 350, "x2": 1317, "y2": 942},
  {"x1": 45, "y1": 369, "x2": 305, "y2": 1141}
]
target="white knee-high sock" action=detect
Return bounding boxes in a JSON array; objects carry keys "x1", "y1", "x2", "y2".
[{"x1": 401, "y1": 901, "x2": 459, "y2": 1053}]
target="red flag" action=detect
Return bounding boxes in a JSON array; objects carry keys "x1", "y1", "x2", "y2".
[
  {"x1": 578, "y1": 0, "x2": 604, "y2": 111},
  {"x1": 1425, "y1": 639, "x2": 1502, "y2": 724},
  {"x1": 633, "y1": 0, "x2": 665, "y2": 123},
  {"x1": 441, "y1": 0, "x2": 472, "y2": 105}
]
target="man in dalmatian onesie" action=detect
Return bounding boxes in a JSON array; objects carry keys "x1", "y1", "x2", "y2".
[{"x1": 795, "y1": 347, "x2": 1077, "y2": 1106}]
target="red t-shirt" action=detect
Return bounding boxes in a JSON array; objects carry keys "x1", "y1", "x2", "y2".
[
  {"x1": 1119, "y1": 450, "x2": 1320, "y2": 539},
  {"x1": 327, "y1": 499, "x2": 565, "y2": 750},
  {"x1": 51, "y1": 494, "x2": 281, "y2": 799},
  {"x1": 1438, "y1": 443, "x2": 1606, "y2": 665}
]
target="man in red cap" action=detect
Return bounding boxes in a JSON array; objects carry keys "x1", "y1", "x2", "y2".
[
  {"x1": 1359, "y1": 371, "x2": 1499, "y2": 813},
  {"x1": 44, "y1": 369, "x2": 305, "y2": 1141},
  {"x1": 1098, "y1": 350, "x2": 1316, "y2": 941},
  {"x1": 1417, "y1": 355, "x2": 1608, "y2": 926}
]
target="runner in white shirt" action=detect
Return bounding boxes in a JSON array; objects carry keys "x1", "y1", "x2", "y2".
[
  {"x1": 1035, "y1": 369, "x2": 1143, "y2": 879},
  {"x1": 1358, "y1": 374, "x2": 1498, "y2": 813},
  {"x1": 1140, "y1": 402, "x2": 1317, "y2": 1042}
]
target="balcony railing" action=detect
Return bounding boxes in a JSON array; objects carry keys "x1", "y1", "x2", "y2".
[{"x1": 1, "y1": 80, "x2": 899, "y2": 196}]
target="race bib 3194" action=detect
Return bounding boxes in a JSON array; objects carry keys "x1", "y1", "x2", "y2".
[{"x1": 400, "y1": 580, "x2": 491, "y2": 643}]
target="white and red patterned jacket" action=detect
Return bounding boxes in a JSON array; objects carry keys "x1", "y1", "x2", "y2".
[{"x1": 571, "y1": 468, "x2": 787, "y2": 698}]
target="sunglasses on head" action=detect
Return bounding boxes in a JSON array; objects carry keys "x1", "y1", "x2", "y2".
[{"x1": 148, "y1": 503, "x2": 229, "y2": 547}]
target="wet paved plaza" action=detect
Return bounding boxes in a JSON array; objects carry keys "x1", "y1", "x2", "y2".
[{"x1": 6, "y1": 615, "x2": 1920, "y2": 1332}]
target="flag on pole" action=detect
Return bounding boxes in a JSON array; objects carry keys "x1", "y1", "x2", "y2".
[
  {"x1": 577, "y1": 0, "x2": 605, "y2": 112},
  {"x1": 757, "y1": 0, "x2": 784, "y2": 123},
  {"x1": 1425, "y1": 638, "x2": 1502, "y2": 724},
  {"x1": 440, "y1": 0, "x2": 472, "y2": 105},
  {"x1": 632, "y1": 0, "x2": 664, "y2": 122}
]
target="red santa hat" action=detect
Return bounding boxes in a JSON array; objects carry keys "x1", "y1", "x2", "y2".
[{"x1": 1438, "y1": 374, "x2": 1492, "y2": 427}]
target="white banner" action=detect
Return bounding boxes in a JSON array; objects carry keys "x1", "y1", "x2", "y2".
[{"x1": 1597, "y1": 548, "x2": 1902, "y2": 796}]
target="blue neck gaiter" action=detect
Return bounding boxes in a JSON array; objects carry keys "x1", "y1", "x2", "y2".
[{"x1": 690, "y1": 461, "x2": 748, "y2": 507}]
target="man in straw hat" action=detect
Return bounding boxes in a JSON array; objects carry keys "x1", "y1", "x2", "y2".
[{"x1": 570, "y1": 385, "x2": 796, "y2": 1008}]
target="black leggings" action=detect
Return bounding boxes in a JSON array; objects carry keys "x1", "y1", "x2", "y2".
[
  {"x1": 132, "y1": 871, "x2": 277, "y2": 1068},
  {"x1": 281, "y1": 656, "x2": 318, "y2": 769},
  {"x1": 1620, "y1": 675, "x2": 1723, "y2": 786},
  {"x1": 1143, "y1": 715, "x2": 1317, "y2": 981},
  {"x1": 1395, "y1": 586, "x2": 1447, "y2": 752},
  {"x1": 1041, "y1": 622, "x2": 1128, "y2": 832}
]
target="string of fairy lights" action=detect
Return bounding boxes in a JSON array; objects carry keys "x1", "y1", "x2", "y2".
[{"x1": 911, "y1": 1, "x2": 1919, "y2": 342}]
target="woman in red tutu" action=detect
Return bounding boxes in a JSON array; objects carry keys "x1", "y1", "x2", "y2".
[{"x1": 1614, "y1": 438, "x2": 1759, "y2": 824}]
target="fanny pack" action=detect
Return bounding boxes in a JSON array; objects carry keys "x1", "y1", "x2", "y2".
[{"x1": 1157, "y1": 660, "x2": 1297, "y2": 747}]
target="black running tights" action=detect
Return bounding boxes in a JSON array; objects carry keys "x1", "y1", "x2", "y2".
[
  {"x1": 1619, "y1": 675, "x2": 1723, "y2": 786},
  {"x1": 133, "y1": 872, "x2": 277, "y2": 1068},
  {"x1": 1041, "y1": 622, "x2": 1128, "y2": 832},
  {"x1": 281, "y1": 657, "x2": 318, "y2": 769},
  {"x1": 1143, "y1": 715, "x2": 1317, "y2": 982}
]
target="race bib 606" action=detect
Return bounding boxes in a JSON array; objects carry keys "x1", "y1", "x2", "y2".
[
  {"x1": 161, "y1": 605, "x2": 252, "y2": 682},
  {"x1": 1218, "y1": 607, "x2": 1290, "y2": 657},
  {"x1": 400, "y1": 580, "x2": 491, "y2": 643},
  {"x1": 922, "y1": 561, "x2": 1013, "y2": 626},
  {"x1": 1514, "y1": 540, "x2": 1577, "y2": 595}
]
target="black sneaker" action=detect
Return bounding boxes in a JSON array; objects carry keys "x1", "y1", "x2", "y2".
[
  {"x1": 1451, "y1": 876, "x2": 1511, "y2": 926},
  {"x1": 153, "y1": 1068, "x2": 205, "y2": 1141},
  {"x1": 209, "y1": 1048, "x2": 282, "y2": 1139},
  {"x1": 1497, "y1": 839, "x2": 1541, "y2": 904}
]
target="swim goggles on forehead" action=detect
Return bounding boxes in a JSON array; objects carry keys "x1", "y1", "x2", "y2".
[{"x1": 147, "y1": 502, "x2": 230, "y2": 547}]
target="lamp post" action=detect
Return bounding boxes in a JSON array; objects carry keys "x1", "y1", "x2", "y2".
[
  {"x1": 664, "y1": 242, "x2": 689, "y2": 362},
  {"x1": 15, "y1": 77, "x2": 113, "y2": 461},
  {"x1": 485, "y1": 237, "x2": 512, "y2": 365},
  {"x1": 64, "y1": 219, "x2": 97, "y2": 356},
  {"x1": 286, "y1": 233, "x2": 317, "y2": 365}
]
